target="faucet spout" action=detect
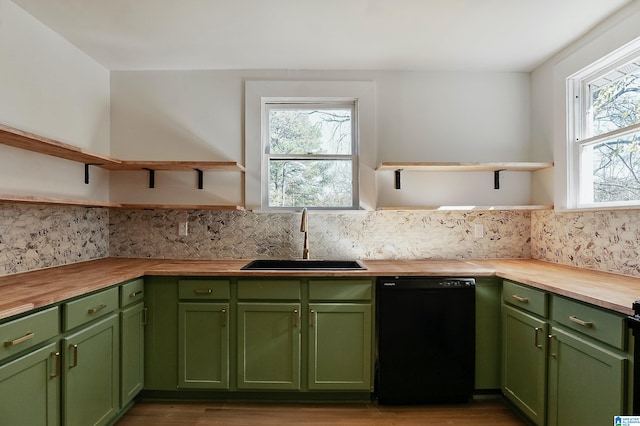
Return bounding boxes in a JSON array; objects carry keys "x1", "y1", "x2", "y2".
[{"x1": 300, "y1": 208, "x2": 310, "y2": 259}]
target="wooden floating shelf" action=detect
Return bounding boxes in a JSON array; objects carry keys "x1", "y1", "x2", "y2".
[
  {"x1": 101, "y1": 161, "x2": 245, "y2": 172},
  {"x1": 377, "y1": 205, "x2": 554, "y2": 211},
  {"x1": 0, "y1": 194, "x2": 245, "y2": 211},
  {"x1": 376, "y1": 161, "x2": 554, "y2": 172}
]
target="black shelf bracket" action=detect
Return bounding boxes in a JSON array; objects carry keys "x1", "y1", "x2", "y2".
[
  {"x1": 195, "y1": 168, "x2": 204, "y2": 190},
  {"x1": 494, "y1": 169, "x2": 506, "y2": 190},
  {"x1": 143, "y1": 168, "x2": 155, "y2": 188},
  {"x1": 394, "y1": 169, "x2": 403, "y2": 190},
  {"x1": 84, "y1": 163, "x2": 102, "y2": 184}
]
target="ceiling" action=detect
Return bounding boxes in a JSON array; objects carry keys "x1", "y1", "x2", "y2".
[{"x1": 12, "y1": 0, "x2": 633, "y2": 72}]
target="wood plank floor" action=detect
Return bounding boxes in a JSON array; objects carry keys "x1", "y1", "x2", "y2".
[{"x1": 115, "y1": 398, "x2": 527, "y2": 425}]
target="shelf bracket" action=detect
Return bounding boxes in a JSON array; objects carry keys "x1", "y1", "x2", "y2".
[
  {"x1": 84, "y1": 163, "x2": 101, "y2": 184},
  {"x1": 394, "y1": 169, "x2": 403, "y2": 190},
  {"x1": 195, "y1": 168, "x2": 204, "y2": 190},
  {"x1": 494, "y1": 169, "x2": 506, "y2": 190},
  {"x1": 143, "y1": 168, "x2": 155, "y2": 189}
]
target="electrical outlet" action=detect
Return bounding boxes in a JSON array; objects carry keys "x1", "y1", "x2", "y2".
[
  {"x1": 474, "y1": 224, "x2": 484, "y2": 238},
  {"x1": 178, "y1": 221, "x2": 188, "y2": 236}
]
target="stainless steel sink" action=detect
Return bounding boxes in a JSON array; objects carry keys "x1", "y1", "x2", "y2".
[{"x1": 240, "y1": 259, "x2": 366, "y2": 270}]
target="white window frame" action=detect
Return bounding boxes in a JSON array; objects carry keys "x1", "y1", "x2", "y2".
[
  {"x1": 244, "y1": 81, "x2": 376, "y2": 212},
  {"x1": 262, "y1": 101, "x2": 359, "y2": 210},
  {"x1": 567, "y1": 37, "x2": 640, "y2": 209}
]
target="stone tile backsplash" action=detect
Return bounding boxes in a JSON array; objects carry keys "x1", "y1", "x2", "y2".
[
  {"x1": 531, "y1": 209, "x2": 640, "y2": 277},
  {"x1": 109, "y1": 209, "x2": 532, "y2": 260},
  {"x1": 0, "y1": 204, "x2": 109, "y2": 276}
]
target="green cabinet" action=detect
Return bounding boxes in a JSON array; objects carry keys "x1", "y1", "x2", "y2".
[
  {"x1": 62, "y1": 313, "x2": 119, "y2": 426},
  {"x1": 120, "y1": 301, "x2": 145, "y2": 405},
  {"x1": 475, "y1": 277, "x2": 502, "y2": 390},
  {"x1": 547, "y1": 326, "x2": 626, "y2": 426},
  {"x1": 0, "y1": 341, "x2": 60, "y2": 425},
  {"x1": 502, "y1": 305, "x2": 548, "y2": 425},
  {"x1": 308, "y1": 303, "x2": 371, "y2": 390},
  {"x1": 502, "y1": 280, "x2": 631, "y2": 426},
  {"x1": 237, "y1": 302, "x2": 301, "y2": 390},
  {"x1": 178, "y1": 302, "x2": 229, "y2": 389}
]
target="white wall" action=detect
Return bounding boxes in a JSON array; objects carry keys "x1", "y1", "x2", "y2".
[
  {"x1": 0, "y1": 0, "x2": 110, "y2": 201},
  {"x1": 110, "y1": 69, "x2": 532, "y2": 208},
  {"x1": 531, "y1": 1, "x2": 640, "y2": 210}
]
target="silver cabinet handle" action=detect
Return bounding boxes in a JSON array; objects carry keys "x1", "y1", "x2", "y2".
[
  {"x1": 51, "y1": 351, "x2": 60, "y2": 378},
  {"x1": 569, "y1": 316, "x2": 593, "y2": 328},
  {"x1": 309, "y1": 309, "x2": 315, "y2": 327},
  {"x1": 129, "y1": 290, "x2": 143, "y2": 298},
  {"x1": 194, "y1": 289, "x2": 213, "y2": 295},
  {"x1": 548, "y1": 334, "x2": 557, "y2": 358},
  {"x1": 221, "y1": 309, "x2": 227, "y2": 327},
  {"x1": 293, "y1": 309, "x2": 299, "y2": 328}
]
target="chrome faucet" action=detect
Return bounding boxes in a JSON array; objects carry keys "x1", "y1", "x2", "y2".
[{"x1": 300, "y1": 207, "x2": 310, "y2": 259}]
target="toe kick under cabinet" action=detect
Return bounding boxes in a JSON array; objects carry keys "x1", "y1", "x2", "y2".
[
  {"x1": 144, "y1": 276, "x2": 375, "y2": 395},
  {"x1": 502, "y1": 280, "x2": 632, "y2": 426}
]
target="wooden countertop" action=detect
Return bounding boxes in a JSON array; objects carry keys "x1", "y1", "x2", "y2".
[{"x1": 1, "y1": 257, "x2": 640, "y2": 321}]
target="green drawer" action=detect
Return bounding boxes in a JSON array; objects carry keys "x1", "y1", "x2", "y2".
[
  {"x1": 120, "y1": 278, "x2": 145, "y2": 307},
  {"x1": 0, "y1": 307, "x2": 59, "y2": 361},
  {"x1": 178, "y1": 279, "x2": 230, "y2": 300},
  {"x1": 63, "y1": 287, "x2": 118, "y2": 331},
  {"x1": 502, "y1": 280, "x2": 547, "y2": 317},
  {"x1": 309, "y1": 279, "x2": 373, "y2": 301},
  {"x1": 237, "y1": 280, "x2": 300, "y2": 300},
  {"x1": 550, "y1": 295, "x2": 626, "y2": 350}
]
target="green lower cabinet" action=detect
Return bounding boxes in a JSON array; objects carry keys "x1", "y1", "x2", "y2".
[
  {"x1": 308, "y1": 303, "x2": 372, "y2": 391},
  {"x1": 502, "y1": 305, "x2": 548, "y2": 426},
  {"x1": 547, "y1": 326, "x2": 627, "y2": 426},
  {"x1": 237, "y1": 302, "x2": 301, "y2": 390},
  {"x1": 63, "y1": 314, "x2": 119, "y2": 426},
  {"x1": 475, "y1": 278, "x2": 502, "y2": 390},
  {"x1": 121, "y1": 302, "x2": 145, "y2": 406},
  {"x1": 0, "y1": 342, "x2": 60, "y2": 425},
  {"x1": 178, "y1": 302, "x2": 230, "y2": 389}
]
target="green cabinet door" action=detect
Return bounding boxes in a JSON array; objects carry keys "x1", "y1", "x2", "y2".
[
  {"x1": 475, "y1": 277, "x2": 502, "y2": 390},
  {"x1": 121, "y1": 302, "x2": 145, "y2": 406},
  {"x1": 0, "y1": 342, "x2": 60, "y2": 425},
  {"x1": 503, "y1": 305, "x2": 548, "y2": 426},
  {"x1": 63, "y1": 314, "x2": 119, "y2": 426},
  {"x1": 237, "y1": 302, "x2": 301, "y2": 390},
  {"x1": 547, "y1": 326, "x2": 627, "y2": 426},
  {"x1": 308, "y1": 303, "x2": 372, "y2": 391},
  {"x1": 178, "y1": 302, "x2": 229, "y2": 389}
]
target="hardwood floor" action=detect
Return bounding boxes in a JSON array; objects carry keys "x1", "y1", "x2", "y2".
[{"x1": 115, "y1": 397, "x2": 527, "y2": 425}]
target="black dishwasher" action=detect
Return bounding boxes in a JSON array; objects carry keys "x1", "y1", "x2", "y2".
[{"x1": 376, "y1": 276, "x2": 476, "y2": 404}]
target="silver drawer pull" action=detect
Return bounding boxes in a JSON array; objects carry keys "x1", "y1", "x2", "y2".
[
  {"x1": 129, "y1": 290, "x2": 143, "y2": 298},
  {"x1": 87, "y1": 304, "x2": 107, "y2": 314},
  {"x1": 569, "y1": 316, "x2": 593, "y2": 328},
  {"x1": 4, "y1": 332, "x2": 35, "y2": 347},
  {"x1": 194, "y1": 289, "x2": 213, "y2": 295},
  {"x1": 512, "y1": 294, "x2": 529, "y2": 303}
]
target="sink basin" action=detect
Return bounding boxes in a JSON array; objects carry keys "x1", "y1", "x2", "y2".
[{"x1": 241, "y1": 259, "x2": 366, "y2": 270}]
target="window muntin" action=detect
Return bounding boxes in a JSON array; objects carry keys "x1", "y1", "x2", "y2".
[
  {"x1": 263, "y1": 102, "x2": 358, "y2": 209},
  {"x1": 569, "y1": 41, "x2": 640, "y2": 208}
]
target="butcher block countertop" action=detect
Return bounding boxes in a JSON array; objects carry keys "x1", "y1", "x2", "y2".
[{"x1": 1, "y1": 257, "x2": 640, "y2": 321}]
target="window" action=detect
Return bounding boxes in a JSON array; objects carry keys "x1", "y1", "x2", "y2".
[
  {"x1": 262, "y1": 101, "x2": 359, "y2": 209},
  {"x1": 568, "y1": 38, "x2": 640, "y2": 208}
]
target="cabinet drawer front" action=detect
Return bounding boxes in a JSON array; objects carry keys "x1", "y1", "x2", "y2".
[
  {"x1": 120, "y1": 278, "x2": 145, "y2": 307},
  {"x1": 63, "y1": 287, "x2": 119, "y2": 331},
  {"x1": 0, "y1": 307, "x2": 59, "y2": 361},
  {"x1": 237, "y1": 280, "x2": 300, "y2": 300},
  {"x1": 503, "y1": 280, "x2": 547, "y2": 317},
  {"x1": 178, "y1": 279, "x2": 230, "y2": 300},
  {"x1": 309, "y1": 280, "x2": 373, "y2": 301},
  {"x1": 550, "y1": 295, "x2": 625, "y2": 349}
]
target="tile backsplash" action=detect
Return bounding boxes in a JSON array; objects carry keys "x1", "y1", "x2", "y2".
[
  {"x1": 531, "y1": 209, "x2": 640, "y2": 277},
  {"x1": 0, "y1": 204, "x2": 109, "y2": 276},
  {"x1": 109, "y1": 209, "x2": 531, "y2": 260}
]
